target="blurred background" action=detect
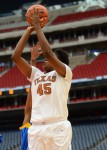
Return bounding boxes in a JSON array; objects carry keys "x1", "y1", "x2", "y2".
[{"x1": 0, "y1": 0, "x2": 107, "y2": 149}]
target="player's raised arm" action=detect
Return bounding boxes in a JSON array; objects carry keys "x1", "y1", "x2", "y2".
[
  {"x1": 30, "y1": 8, "x2": 66, "y2": 77},
  {"x1": 11, "y1": 27, "x2": 34, "y2": 78}
]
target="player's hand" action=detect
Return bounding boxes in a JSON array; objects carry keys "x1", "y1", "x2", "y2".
[
  {"x1": 29, "y1": 8, "x2": 44, "y2": 29},
  {"x1": 27, "y1": 26, "x2": 34, "y2": 32},
  {"x1": 31, "y1": 42, "x2": 42, "y2": 60}
]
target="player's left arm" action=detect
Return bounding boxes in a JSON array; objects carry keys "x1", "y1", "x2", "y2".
[
  {"x1": 23, "y1": 87, "x2": 32, "y2": 125},
  {"x1": 30, "y1": 8, "x2": 66, "y2": 77}
]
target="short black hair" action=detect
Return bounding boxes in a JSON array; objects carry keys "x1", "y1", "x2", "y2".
[{"x1": 54, "y1": 49, "x2": 69, "y2": 65}]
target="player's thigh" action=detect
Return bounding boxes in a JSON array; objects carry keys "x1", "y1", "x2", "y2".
[
  {"x1": 52, "y1": 120, "x2": 72, "y2": 150},
  {"x1": 28, "y1": 125, "x2": 49, "y2": 150},
  {"x1": 51, "y1": 135, "x2": 71, "y2": 150}
]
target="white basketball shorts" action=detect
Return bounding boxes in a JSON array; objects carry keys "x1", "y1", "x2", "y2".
[{"x1": 28, "y1": 120, "x2": 72, "y2": 150}]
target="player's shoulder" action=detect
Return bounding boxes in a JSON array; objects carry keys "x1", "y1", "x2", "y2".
[
  {"x1": 64, "y1": 64, "x2": 72, "y2": 80},
  {"x1": 32, "y1": 66, "x2": 43, "y2": 74}
]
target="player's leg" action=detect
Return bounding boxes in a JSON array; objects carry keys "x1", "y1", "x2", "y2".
[
  {"x1": 28, "y1": 124, "x2": 46, "y2": 150},
  {"x1": 28, "y1": 124, "x2": 56, "y2": 150},
  {"x1": 51, "y1": 120, "x2": 72, "y2": 150}
]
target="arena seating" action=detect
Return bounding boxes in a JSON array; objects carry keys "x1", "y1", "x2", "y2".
[
  {"x1": 72, "y1": 118, "x2": 107, "y2": 150},
  {"x1": 0, "y1": 129, "x2": 20, "y2": 150},
  {"x1": 0, "y1": 53, "x2": 107, "y2": 88},
  {"x1": 51, "y1": 8, "x2": 107, "y2": 25},
  {"x1": 72, "y1": 52, "x2": 107, "y2": 79},
  {"x1": 0, "y1": 26, "x2": 27, "y2": 33},
  {"x1": 0, "y1": 62, "x2": 43, "y2": 88},
  {"x1": 0, "y1": 66, "x2": 6, "y2": 73},
  {"x1": 0, "y1": 66, "x2": 29, "y2": 88},
  {"x1": 0, "y1": 118, "x2": 107, "y2": 150}
]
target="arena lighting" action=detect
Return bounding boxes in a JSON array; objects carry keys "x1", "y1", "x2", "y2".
[
  {"x1": 9, "y1": 89, "x2": 14, "y2": 95},
  {"x1": 26, "y1": 88, "x2": 30, "y2": 93},
  {"x1": 92, "y1": 50, "x2": 100, "y2": 56},
  {"x1": 0, "y1": 91, "x2": 2, "y2": 96},
  {"x1": 94, "y1": 52, "x2": 99, "y2": 56}
]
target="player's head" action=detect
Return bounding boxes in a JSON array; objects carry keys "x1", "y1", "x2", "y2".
[
  {"x1": 42, "y1": 59, "x2": 53, "y2": 73},
  {"x1": 43, "y1": 49, "x2": 69, "y2": 73},
  {"x1": 54, "y1": 49, "x2": 69, "y2": 65}
]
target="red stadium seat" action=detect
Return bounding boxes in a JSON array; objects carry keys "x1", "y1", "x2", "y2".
[
  {"x1": 0, "y1": 62, "x2": 43, "y2": 88},
  {"x1": 51, "y1": 8, "x2": 107, "y2": 25},
  {"x1": 72, "y1": 52, "x2": 107, "y2": 79}
]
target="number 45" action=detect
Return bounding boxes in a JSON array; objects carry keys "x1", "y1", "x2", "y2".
[{"x1": 37, "y1": 83, "x2": 51, "y2": 96}]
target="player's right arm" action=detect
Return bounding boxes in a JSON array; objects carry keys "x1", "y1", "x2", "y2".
[
  {"x1": 30, "y1": 9, "x2": 66, "y2": 77},
  {"x1": 11, "y1": 27, "x2": 33, "y2": 79}
]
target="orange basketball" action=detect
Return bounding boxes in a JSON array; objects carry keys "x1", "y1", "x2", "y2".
[{"x1": 26, "y1": 4, "x2": 48, "y2": 28}]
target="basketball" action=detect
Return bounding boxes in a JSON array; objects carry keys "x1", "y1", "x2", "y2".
[{"x1": 26, "y1": 4, "x2": 48, "y2": 28}]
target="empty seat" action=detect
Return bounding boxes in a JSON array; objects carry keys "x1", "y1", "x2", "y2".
[
  {"x1": 51, "y1": 8, "x2": 107, "y2": 25},
  {"x1": 72, "y1": 52, "x2": 107, "y2": 79}
]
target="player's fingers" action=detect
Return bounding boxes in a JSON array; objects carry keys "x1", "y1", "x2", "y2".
[
  {"x1": 35, "y1": 42, "x2": 40, "y2": 48},
  {"x1": 30, "y1": 49, "x2": 34, "y2": 56},
  {"x1": 34, "y1": 7, "x2": 40, "y2": 17},
  {"x1": 35, "y1": 7, "x2": 39, "y2": 13},
  {"x1": 36, "y1": 42, "x2": 40, "y2": 47},
  {"x1": 37, "y1": 45, "x2": 41, "y2": 52},
  {"x1": 40, "y1": 18, "x2": 45, "y2": 27},
  {"x1": 40, "y1": 18, "x2": 44, "y2": 23},
  {"x1": 28, "y1": 10, "x2": 33, "y2": 16},
  {"x1": 32, "y1": 44, "x2": 35, "y2": 51},
  {"x1": 37, "y1": 43, "x2": 40, "y2": 48}
]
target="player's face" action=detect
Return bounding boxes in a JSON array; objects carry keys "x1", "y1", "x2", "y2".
[{"x1": 42, "y1": 59, "x2": 53, "y2": 73}]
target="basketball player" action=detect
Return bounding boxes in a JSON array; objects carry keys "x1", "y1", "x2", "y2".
[{"x1": 12, "y1": 7, "x2": 72, "y2": 150}]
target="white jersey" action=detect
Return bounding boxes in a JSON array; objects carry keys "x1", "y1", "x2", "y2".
[{"x1": 29, "y1": 64, "x2": 72, "y2": 124}]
